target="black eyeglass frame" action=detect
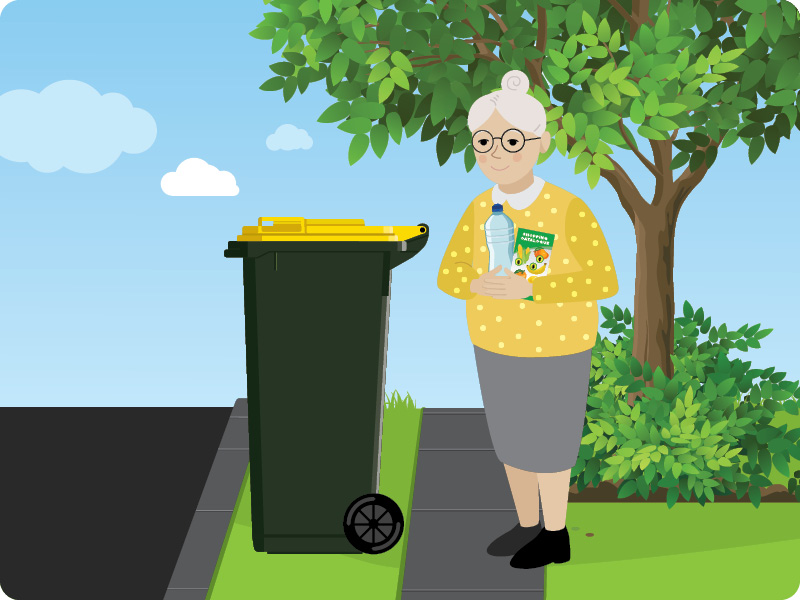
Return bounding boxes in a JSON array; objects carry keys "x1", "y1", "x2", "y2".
[{"x1": 472, "y1": 128, "x2": 541, "y2": 153}]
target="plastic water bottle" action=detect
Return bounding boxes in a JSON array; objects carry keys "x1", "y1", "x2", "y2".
[{"x1": 485, "y1": 203, "x2": 516, "y2": 277}]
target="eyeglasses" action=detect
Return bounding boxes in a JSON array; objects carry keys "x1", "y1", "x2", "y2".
[{"x1": 472, "y1": 129, "x2": 541, "y2": 153}]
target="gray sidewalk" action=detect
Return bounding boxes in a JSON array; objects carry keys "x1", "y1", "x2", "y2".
[
  {"x1": 402, "y1": 408, "x2": 545, "y2": 599},
  {"x1": 164, "y1": 403, "x2": 544, "y2": 600},
  {"x1": 164, "y1": 398, "x2": 249, "y2": 600}
]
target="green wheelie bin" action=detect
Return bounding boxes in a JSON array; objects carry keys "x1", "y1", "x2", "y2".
[{"x1": 224, "y1": 217, "x2": 429, "y2": 554}]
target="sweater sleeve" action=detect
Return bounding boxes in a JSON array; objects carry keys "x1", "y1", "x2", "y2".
[
  {"x1": 437, "y1": 200, "x2": 481, "y2": 301},
  {"x1": 529, "y1": 196, "x2": 619, "y2": 303}
]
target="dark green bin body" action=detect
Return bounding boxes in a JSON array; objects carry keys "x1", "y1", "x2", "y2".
[{"x1": 224, "y1": 225, "x2": 428, "y2": 553}]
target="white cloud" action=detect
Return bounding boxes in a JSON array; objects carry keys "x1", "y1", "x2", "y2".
[
  {"x1": 0, "y1": 0, "x2": 15, "y2": 18},
  {"x1": 266, "y1": 124, "x2": 313, "y2": 151},
  {"x1": 161, "y1": 158, "x2": 239, "y2": 196},
  {"x1": 0, "y1": 80, "x2": 156, "y2": 173}
]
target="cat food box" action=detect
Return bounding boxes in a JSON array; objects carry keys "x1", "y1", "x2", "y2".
[{"x1": 511, "y1": 227, "x2": 555, "y2": 302}]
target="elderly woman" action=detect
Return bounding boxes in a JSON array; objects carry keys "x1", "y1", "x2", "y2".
[{"x1": 437, "y1": 70, "x2": 619, "y2": 569}]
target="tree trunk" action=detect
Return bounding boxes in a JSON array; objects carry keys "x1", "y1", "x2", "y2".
[{"x1": 627, "y1": 201, "x2": 677, "y2": 407}]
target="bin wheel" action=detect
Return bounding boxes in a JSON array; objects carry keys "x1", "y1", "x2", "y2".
[{"x1": 343, "y1": 494, "x2": 404, "y2": 554}]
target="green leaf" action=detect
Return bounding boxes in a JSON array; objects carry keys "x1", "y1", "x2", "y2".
[
  {"x1": 767, "y1": 90, "x2": 798, "y2": 107},
  {"x1": 391, "y1": 51, "x2": 413, "y2": 73},
  {"x1": 598, "y1": 19, "x2": 611, "y2": 43},
  {"x1": 270, "y1": 62, "x2": 295, "y2": 77},
  {"x1": 592, "y1": 153, "x2": 614, "y2": 169},
  {"x1": 748, "y1": 137, "x2": 765, "y2": 164},
  {"x1": 587, "y1": 164, "x2": 601, "y2": 188},
  {"x1": 368, "y1": 61, "x2": 391, "y2": 83},
  {"x1": 319, "y1": 0, "x2": 332, "y2": 23},
  {"x1": 331, "y1": 53, "x2": 349, "y2": 85},
  {"x1": 630, "y1": 99, "x2": 646, "y2": 124},
  {"x1": 338, "y1": 116, "x2": 372, "y2": 135},
  {"x1": 352, "y1": 17, "x2": 366, "y2": 41},
  {"x1": 603, "y1": 84, "x2": 621, "y2": 105},
  {"x1": 689, "y1": 150, "x2": 706, "y2": 171},
  {"x1": 658, "y1": 103, "x2": 686, "y2": 117},
  {"x1": 386, "y1": 112, "x2": 403, "y2": 144},
  {"x1": 348, "y1": 133, "x2": 370, "y2": 165},
  {"x1": 367, "y1": 47, "x2": 391, "y2": 65},
  {"x1": 378, "y1": 78, "x2": 395, "y2": 103},
  {"x1": 746, "y1": 12, "x2": 765, "y2": 47},
  {"x1": 609, "y1": 30, "x2": 621, "y2": 53},
  {"x1": 670, "y1": 152, "x2": 690, "y2": 169},
  {"x1": 644, "y1": 93, "x2": 659, "y2": 117},
  {"x1": 575, "y1": 151, "x2": 592, "y2": 174},
  {"x1": 390, "y1": 67, "x2": 410, "y2": 90},
  {"x1": 654, "y1": 11, "x2": 670, "y2": 38},
  {"x1": 617, "y1": 80, "x2": 641, "y2": 96},
  {"x1": 370, "y1": 124, "x2": 389, "y2": 158},
  {"x1": 431, "y1": 81, "x2": 456, "y2": 124},
  {"x1": 464, "y1": 145, "x2": 476, "y2": 172},
  {"x1": 590, "y1": 83, "x2": 605, "y2": 105},
  {"x1": 339, "y1": 6, "x2": 359, "y2": 24},
  {"x1": 608, "y1": 66, "x2": 631, "y2": 85},
  {"x1": 650, "y1": 116, "x2": 679, "y2": 131},
  {"x1": 582, "y1": 11, "x2": 597, "y2": 34},
  {"x1": 259, "y1": 76, "x2": 284, "y2": 92},
  {"x1": 318, "y1": 101, "x2": 350, "y2": 123},
  {"x1": 736, "y1": 0, "x2": 767, "y2": 13},
  {"x1": 436, "y1": 131, "x2": 454, "y2": 166},
  {"x1": 549, "y1": 49, "x2": 569, "y2": 69}
]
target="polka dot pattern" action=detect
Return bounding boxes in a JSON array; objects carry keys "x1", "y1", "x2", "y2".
[{"x1": 437, "y1": 187, "x2": 616, "y2": 357}]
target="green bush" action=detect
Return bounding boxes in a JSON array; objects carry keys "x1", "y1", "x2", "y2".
[{"x1": 572, "y1": 300, "x2": 800, "y2": 507}]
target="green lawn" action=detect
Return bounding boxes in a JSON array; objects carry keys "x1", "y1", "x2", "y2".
[
  {"x1": 547, "y1": 407, "x2": 800, "y2": 600},
  {"x1": 206, "y1": 398, "x2": 799, "y2": 600},
  {"x1": 206, "y1": 394, "x2": 422, "y2": 600}
]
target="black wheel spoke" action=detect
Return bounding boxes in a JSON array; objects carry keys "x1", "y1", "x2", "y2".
[{"x1": 375, "y1": 508, "x2": 389, "y2": 522}]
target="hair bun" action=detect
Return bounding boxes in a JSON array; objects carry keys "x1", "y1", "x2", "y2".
[{"x1": 501, "y1": 70, "x2": 530, "y2": 94}]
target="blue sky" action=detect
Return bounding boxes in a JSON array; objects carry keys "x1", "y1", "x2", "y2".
[{"x1": 0, "y1": 0, "x2": 798, "y2": 407}]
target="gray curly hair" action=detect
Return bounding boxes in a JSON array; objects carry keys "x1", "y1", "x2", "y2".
[{"x1": 467, "y1": 70, "x2": 547, "y2": 136}]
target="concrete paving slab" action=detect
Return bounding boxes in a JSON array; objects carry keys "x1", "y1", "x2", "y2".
[
  {"x1": 402, "y1": 510, "x2": 544, "y2": 593},
  {"x1": 230, "y1": 397, "x2": 248, "y2": 418},
  {"x1": 414, "y1": 449, "x2": 546, "y2": 510},
  {"x1": 167, "y1": 510, "x2": 234, "y2": 590},
  {"x1": 218, "y1": 417, "x2": 249, "y2": 449},
  {"x1": 163, "y1": 589, "x2": 209, "y2": 600},
  {"x1": 418, "y1": 409, "x2": 493, "y2": 450},
  {"x1": 195, "y1": 449, "x2": 249, "y2": 511}
]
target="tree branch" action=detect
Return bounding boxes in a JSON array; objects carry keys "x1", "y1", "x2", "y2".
[
  {"x1": 553, "y1": 114, "x2": 649, "y2": 224},
  {"x1": 668, "y1": 137, "x2": 721, "y2": 219},
  {"x1": 600, "y1": 157, "x2": 651, "y2": 225},
  {"x1": 619, "y1": 120, "x2": 659, "y2": 177},
  {"x1": 607, "y1": 0, "x2": 637, "y2": 28}
]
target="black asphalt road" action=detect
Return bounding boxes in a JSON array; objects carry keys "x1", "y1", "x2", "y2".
[{"x1": 0, "y1": 408, "x2": 232, "y2": 600}]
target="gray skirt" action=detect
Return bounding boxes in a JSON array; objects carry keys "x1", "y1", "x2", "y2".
[{"x1": 473, "y1": 345, "x2": 592, "y2": 473}]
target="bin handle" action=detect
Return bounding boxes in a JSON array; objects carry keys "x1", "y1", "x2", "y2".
[{"x1": 258, "y1": 217, "x2": 306, "y2": 234}]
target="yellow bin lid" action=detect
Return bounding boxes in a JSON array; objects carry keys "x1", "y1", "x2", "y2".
[{"x1": 237, "y1": 217, "x2": 427, "y2": 242}]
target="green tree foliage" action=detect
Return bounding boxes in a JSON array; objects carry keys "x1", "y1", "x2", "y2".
[{"x1": 251, "y1": 0, "x2": 800, "y2": 182}]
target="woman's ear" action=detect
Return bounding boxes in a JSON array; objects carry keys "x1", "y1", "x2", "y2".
[{"x1": 540, "y1": 131, "x2": 552, "y2": 154}]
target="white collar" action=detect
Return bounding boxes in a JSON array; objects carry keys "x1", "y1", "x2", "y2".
[{"x1": 491, "y1": 175, "x2": 546, "y2": 211}]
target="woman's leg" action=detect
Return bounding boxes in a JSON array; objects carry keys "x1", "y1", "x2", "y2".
[
  {"x1": 504, "y1": 464, "x2": 540, "y2": 527},
  {"x1": 537, "y1": 468, "x2": 571, "y2": 530}
]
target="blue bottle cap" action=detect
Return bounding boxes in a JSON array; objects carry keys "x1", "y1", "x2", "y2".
[{"x1": 491, "y1": 203, "x2": 504, "y2": 212}]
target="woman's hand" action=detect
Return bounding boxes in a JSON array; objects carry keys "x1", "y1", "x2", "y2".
[{"x1": 471, "y1": 266, "x2": 534, "y2": 300}]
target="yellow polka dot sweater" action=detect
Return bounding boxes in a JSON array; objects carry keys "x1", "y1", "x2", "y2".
[{"x1": 437, "y1": 179, "x2": 619, "y2": 358}]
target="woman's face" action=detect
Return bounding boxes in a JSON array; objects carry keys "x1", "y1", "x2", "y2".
[{"x1": 473, "y1": 110, "x2": 551, "y2": 185}]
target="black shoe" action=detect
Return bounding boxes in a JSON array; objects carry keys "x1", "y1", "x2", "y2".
[
  {"x1": 486, "y1": 522, "x2": 543, "y2": 557},
  {"x1": 509, "y1": 527, "x2": 570, "y2": 569}
]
